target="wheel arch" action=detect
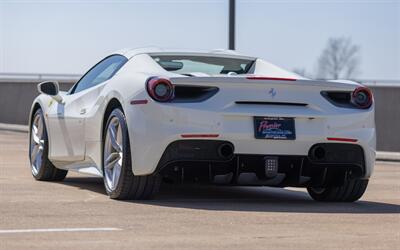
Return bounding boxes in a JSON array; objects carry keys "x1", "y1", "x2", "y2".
[
  {"x1": 29, "y1": 102, "x2": 42, "y2": 125},
  {"x1": 101, "y1": 98, "x2": 125, "y2": 142},
  {"x1": 28, "y1": 96, "x2": 56, "y2": 158},
  {"x1": 28, "y1": 102, "x2": 46, "y2": 141}
]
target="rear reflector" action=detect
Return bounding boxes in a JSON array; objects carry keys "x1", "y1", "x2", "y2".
[
  {"x1": 181, "y1": 134, "x2": 219, "y2": 138},
  {"x1": 130, "y1": 99, "x2": 148, "y2": 105},
  {"x1": 246, "y1": 76, "x2": 297, "y2": 81},
  {"x1": 327, "y1": 137, "x2": 358, "y2": 142}
]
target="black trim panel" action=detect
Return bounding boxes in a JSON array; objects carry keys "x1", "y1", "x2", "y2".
[{"x1": 236, "y1": 101, "x2": 307, "y2": 106}]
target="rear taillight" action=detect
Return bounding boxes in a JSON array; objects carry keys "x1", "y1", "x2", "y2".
[
  {"x1": 146, "y1": 77, "x2": 174, "y2": 102},
  {"x1": 351, "y1": 87, "x2": 373, "y2": 109}
]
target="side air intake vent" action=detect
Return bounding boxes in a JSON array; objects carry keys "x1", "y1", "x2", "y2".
[{"x1": 321, "y1": 91, "x2": 351, "y2": 106}]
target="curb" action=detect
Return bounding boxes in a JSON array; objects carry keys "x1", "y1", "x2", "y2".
[
  {"x1": 0, "y1": 122, "x2": 399, "y2": 162},
  {"x1": 0, "y1": 123, "x2": 29, "y2": 133},
  {"x1": 376, "y1": 151, "x2": 400, "y2": 162}
]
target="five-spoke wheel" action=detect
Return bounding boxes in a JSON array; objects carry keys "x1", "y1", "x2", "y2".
[
  {"x1": 29, "y1": 109, "x2": 67, "y2": 181},
  {"x1": 104, "y1": 116, "x2": 124, "y2": 191},
  {"x1": 30, "y1": 112, "x2": 45, "y2": 176}
]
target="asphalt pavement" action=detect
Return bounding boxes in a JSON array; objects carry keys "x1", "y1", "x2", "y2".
[{"x1": 0, "y1": 130, "x2": 399, "y2": 250}]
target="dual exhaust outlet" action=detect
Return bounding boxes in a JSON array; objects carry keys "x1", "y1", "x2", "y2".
[
  {"x1": 218, "y1": 143, "x2": 331, "y2": 162},
  {"x1": 217, "y1": 143, "x2": 234, "y2": 160},
  {"x1": 219, "y1": 143, "x2": 330, "y2": 162},
  {"x1": 219, "y1": 143, "x2": 334, "y2": 162},
  {"x1": 218, "y1": 143, "x2": 329, "y2": 162},
  {"x1": 309, "y1": 145, "x2": 327, "y2": 161}
]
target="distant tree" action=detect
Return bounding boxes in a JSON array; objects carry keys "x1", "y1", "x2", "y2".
[
  {"x1": 317, "y1": 37, "x2": 360, "y2": 79},
  {"x1": 293, "y1": 68, "x2": 312, "y2": 79}
]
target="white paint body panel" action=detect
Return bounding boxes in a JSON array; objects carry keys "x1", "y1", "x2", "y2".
[{"x1": 29, "y1": 48, "x2": 376, "y2": 180}]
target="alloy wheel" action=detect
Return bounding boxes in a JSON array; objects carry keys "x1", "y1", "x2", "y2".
[
  {"x1": 30, "y1": 113, "x2": 45, "y2": 175},
  {"x1": 104, "y1": 116, "x2": 123, "y2": 191}
]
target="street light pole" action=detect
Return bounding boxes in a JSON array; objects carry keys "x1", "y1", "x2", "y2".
[{"x1": 229, "y1": 0, "x2": 235, "y2": 50}]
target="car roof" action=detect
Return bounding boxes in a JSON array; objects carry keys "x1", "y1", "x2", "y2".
[{"x1": 113, "y1": 47, "x2": 256, "y2": 60}]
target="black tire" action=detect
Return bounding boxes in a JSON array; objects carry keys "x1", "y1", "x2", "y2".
[
  {"x1": 103, "y1": 108, "x2": 161, "y2": 200},
  {"x1": 29, "y1": 109, "x2": 68, "y2": 181},
  {"x1": 307, "y1": 179, "x2": 369, "y2": 202}
]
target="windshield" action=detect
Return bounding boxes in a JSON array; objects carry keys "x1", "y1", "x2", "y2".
[{"x1": 151, "y1": 55, "x2": 255, "y2": 75}]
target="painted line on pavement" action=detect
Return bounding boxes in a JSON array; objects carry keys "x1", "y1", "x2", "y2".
[{"x1": 0, "y1": 227, "x2": 122, "y2": 234}]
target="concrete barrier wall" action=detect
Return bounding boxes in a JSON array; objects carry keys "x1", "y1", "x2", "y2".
[
  {"x1": 0, "y1": 80, "x2": 75, "y2": 125},
  {"x1": 0, "y1": 80, "x2": 399, "y2": 152},
  {"x1": 369, "y1": 86, "x2": 400, "y2": 152}
]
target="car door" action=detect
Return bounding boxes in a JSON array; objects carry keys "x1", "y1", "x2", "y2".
[
  {"x1": 47, "y1": 55, "x2": 128, "y2": 163},
  {"x1": 46, "y1": 92, "x2": 87, "y2": 162}
]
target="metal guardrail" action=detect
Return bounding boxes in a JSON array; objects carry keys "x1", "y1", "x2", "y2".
[
  {"x1": 357, "y1": 80, "x2": 400, "y2": 87},
  {"x1": 0, "y1": 72, "x2": 81, "y2": 82}
]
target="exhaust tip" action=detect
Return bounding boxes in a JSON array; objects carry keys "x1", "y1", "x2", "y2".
[
  {"x1": 310, "y1": 146, "x2": 326, "y2": 161},
  {"x1": 218, "y1": 143, "x2": 234, "y2": 160}
]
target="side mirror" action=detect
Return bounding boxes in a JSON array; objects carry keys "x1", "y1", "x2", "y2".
[{"x1": 37, "y1": 81, "x2": 63, "y2": 103}]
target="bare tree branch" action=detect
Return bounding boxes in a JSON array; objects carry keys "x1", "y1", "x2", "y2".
[
  {"x1": 293, "y1": 68, "x2": 312, "y2": 79},
  {"x1": 317, "y1": 37, "x2": 361, "y2": 79}
]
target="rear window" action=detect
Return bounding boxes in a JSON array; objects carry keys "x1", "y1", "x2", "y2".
[{"x1": 151, "y1": 55, "x2": 255, "y2": 75}]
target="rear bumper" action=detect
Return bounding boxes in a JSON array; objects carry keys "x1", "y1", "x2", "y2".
[
  {"x1": 125, "y1": 101, "x2": 376, "y2": 179},
  {"x1": 156, "y1": 140, "x2": 367, "y2": 187}
]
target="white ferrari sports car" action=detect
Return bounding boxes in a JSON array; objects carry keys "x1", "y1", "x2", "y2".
[{"x1": 29, "y1": 48, "x2": 375, "y2": 202}]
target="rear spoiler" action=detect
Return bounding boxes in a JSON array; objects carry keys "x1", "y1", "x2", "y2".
[{"x1": 169, "y1": 76, "x2": 360, "y2": 90}]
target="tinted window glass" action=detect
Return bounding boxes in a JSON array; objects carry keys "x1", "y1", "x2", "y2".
[
  {"x1": 71, "y1": 55, "x2": 127, "y2": 94},
  {"x1": 151, "y1": 55, "x2": 254, "y2": 75}
]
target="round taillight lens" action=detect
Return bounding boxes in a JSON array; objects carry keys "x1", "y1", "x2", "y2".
[
  {"x1": 146, "y1": 77, "x2": 174, "y2": 102},
  {"x1": 352, "y1": 87, "x2": 373, "y2": 109}
]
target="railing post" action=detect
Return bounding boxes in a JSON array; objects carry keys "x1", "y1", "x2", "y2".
[{"x1": 229, "y1": 0, "x2": 235, "y2": 50}]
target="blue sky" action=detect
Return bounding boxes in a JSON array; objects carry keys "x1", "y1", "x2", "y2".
[{"x1": 0, "y1": 0, "x2": 399, "y2": 80}]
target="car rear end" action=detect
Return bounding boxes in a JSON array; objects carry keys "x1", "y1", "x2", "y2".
[{"x1": 127, "y1": 74, "x2": 375, "y2": 190}]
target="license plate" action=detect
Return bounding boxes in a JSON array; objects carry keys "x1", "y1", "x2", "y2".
[{"x1": 254, "y1": 117, "x2": 296, "y2": 140}]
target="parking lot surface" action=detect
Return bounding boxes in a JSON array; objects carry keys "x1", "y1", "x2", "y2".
[{"x1": 0, "y1": 130, "x2": 399, "y2": 250}]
